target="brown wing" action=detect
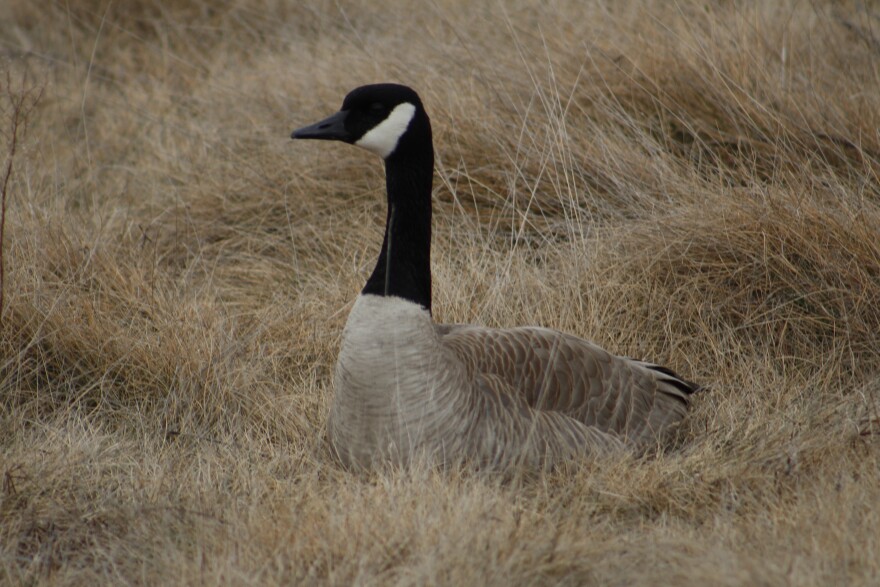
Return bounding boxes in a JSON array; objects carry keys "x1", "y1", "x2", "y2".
[
  {"x1": 437, "y1": 324, "x2": 698, "y2": 451},
  {"x1": 461, "y1": 372, "x2": 626, "y2": 470}
]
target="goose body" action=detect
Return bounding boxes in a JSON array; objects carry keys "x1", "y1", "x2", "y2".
[{"x1": 292, "y1": 84, "x2": 699, "y2": 470}]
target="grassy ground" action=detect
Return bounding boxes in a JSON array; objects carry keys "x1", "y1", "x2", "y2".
[{"x1": 1, "y1": 0, "x2": 879, "y2": 584}]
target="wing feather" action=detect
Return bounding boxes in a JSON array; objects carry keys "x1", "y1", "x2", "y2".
[
  {"x1": 468, "y1": 372, "x2": 626, "y2": 469},
  {"x1": 438, "y1": 324, "x2": 698, "y2": 451}
]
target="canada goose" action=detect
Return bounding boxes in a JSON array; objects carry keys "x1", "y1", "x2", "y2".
[{"x1": 291, "y1": 83, "x2": 699, "y2": 470}]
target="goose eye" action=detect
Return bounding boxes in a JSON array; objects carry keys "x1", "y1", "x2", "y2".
[{"x1": 369, "y1": 102, "x2": 384, "y2": 112}]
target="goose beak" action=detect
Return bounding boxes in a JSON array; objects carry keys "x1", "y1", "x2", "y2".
[{"x1": 291, "y1": 110, "x2": 352, "y2": 142}]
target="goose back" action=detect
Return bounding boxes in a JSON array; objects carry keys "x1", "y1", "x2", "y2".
[{"x1": 438, "y1": 325, "x2": 697, "y2": 451}]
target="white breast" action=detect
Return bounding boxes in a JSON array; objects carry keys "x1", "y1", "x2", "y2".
[{"x1": 330, "y1": 294, "x2": 469, "y2": 467}]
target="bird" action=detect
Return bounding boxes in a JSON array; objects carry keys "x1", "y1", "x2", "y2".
[{"x1": 291, "y1": 83, "x2": 700, "y2": 471}]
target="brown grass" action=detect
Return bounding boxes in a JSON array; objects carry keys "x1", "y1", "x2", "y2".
[{"x1": 2, "y1": 0, "x2": 879, "y2": 584}]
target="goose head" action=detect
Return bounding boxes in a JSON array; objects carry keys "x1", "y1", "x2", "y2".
[
  {"x1": 291, "y1": 83, "x2": 431, "y2": 160},
  {"x1": 291, "y1": 84, "x2": 435, "y2": 311}
]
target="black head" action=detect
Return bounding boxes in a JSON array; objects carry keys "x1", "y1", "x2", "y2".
[{"x1": 291, "y1": 83, "x2": 429, "y2": 159}]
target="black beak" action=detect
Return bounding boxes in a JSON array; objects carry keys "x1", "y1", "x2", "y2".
[{"x1": 291, "y1": 110, "x2": 352, "y2": 141}]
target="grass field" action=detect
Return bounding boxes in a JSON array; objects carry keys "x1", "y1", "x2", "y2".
[{"x1": 2, "y1": 0, "x2": 879, "y2": 584}]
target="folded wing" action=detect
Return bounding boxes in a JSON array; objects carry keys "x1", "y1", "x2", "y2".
[{"x1": 438, "y1": 324, "x2": 699, "y2": 452}]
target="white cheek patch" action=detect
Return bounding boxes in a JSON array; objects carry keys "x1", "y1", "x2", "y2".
[{"x1": 355, "y1": 102, "x2": 417, "y2": 158}]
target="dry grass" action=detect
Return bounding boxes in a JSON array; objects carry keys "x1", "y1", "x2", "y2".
[{"x1": 1, "y1": 0, "x2": 879, "y2": 584}]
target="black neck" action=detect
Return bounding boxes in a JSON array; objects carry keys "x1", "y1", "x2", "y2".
[{"x1": 361, "y1": 121, "x2": 434, "y2": 312}]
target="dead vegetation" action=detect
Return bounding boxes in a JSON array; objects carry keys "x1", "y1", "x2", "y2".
[{"x1": 1, "y1": 0, "x2": 879, "y2": 584}]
